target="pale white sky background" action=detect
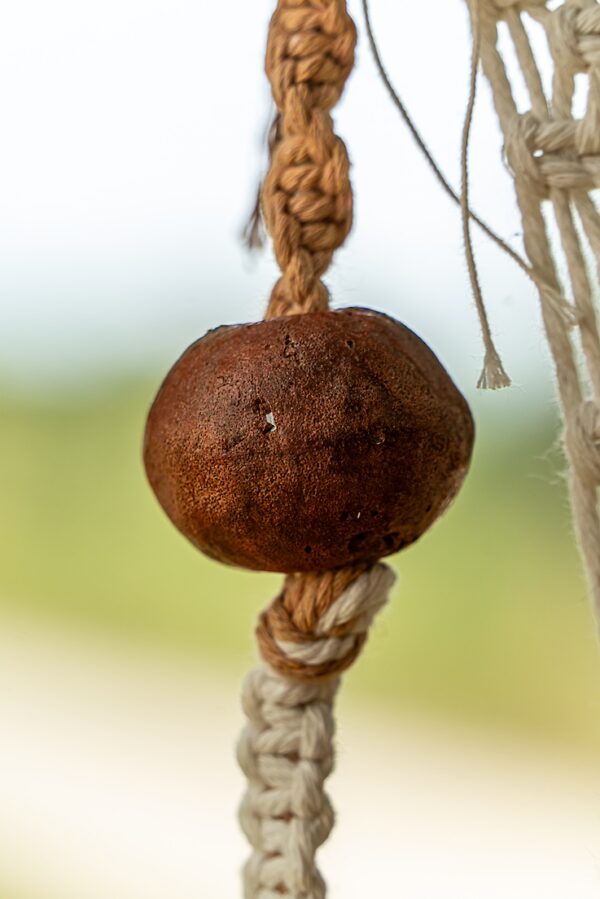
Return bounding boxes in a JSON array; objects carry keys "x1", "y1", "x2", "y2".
[{"x1": 0, "y1": 0, "x2": 567, "y2": 406}]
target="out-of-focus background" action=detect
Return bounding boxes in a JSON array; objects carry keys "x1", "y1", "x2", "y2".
[{"x1": 2, "y1": 1, "x2": 600, "y2": 897}]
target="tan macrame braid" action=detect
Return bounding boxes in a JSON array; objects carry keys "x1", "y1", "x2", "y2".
[
  {"x1": 237, "y1": 3, "x2": 396, "y2": 896},
  {"x1": 262, "y1": 0, "x2": 355, "y2": 319},
  {"x1": 257, "y1": 563, "x2": 369, "y2": 681}
]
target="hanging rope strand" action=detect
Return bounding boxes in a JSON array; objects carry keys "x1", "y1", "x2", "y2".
[
  {"x1": 361, "y1": 0, "x2": 600, "y2": 624},
  {"x1": 238, "y1": 4, "x2": 395, "y2": 896},
  {"x1": 262, "y1": 0, "x2": 356, "y2": 319},
  {"x1": 460, "y1": 2, "x2": 512, "y2": 388},
  {"x1": 470, "y1": 0, "x2": 600, "y2": 626}
]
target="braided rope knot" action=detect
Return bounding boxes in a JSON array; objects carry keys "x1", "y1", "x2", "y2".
[
  {"x1": 256, "y1": 563, "x2": 396, "y2": 682},
  {"x1": 547, "y1": 2, "x2": 600, "y2": 74},
  {"x1": 505, "y1": 111, "x2": 600, "y2": 194},
  {"x1": 548, "y1": 2, "x2": 587, "y2": 73},
  {"x1": 521, "y1": 116, "x2": 596, "y2": 156},
  {"x1": 262, "y1": 0, "x2": 356, "y2": 319},
  {"x1": 569, "y1": 400, "x2": 600, "y2": 486},
  {"x1": 505, "y1": 113, "x2": 550, "y2": 198}
]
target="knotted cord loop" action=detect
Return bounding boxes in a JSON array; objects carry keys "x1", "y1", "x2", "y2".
[
  {"x1": 547, "y1": 0, "x2": 600, "y2": 74},
  {"x1": 262, "y1": 0, "x2": 356, "y2": 319},
  {"x1": 548, "y1": 4, "x2": 584, "y2": 70},
  {"x1": 505, "y1": 113, "x2": 551, "y2": 199},
  {"x1": 257, "y1": 563, "x2": 395, "y2": 682},
  {"x1": 505, "y1": 110, "x2": 600, "y2": 195}
]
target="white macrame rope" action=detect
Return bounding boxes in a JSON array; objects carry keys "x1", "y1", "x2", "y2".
[
  {"x1": 468, "y1": 0, "x2": 600, "y2": 628},
  {"x1": 361, "y1": 0, "x2": 600, "y2": 634},
  {"x1": 237, "y1": 563, "x2": 395, "y2": 898}
]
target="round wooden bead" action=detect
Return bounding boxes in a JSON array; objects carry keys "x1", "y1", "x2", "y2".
[{"x1": 144, "y1": 308, "x2": 474, "y2": 573}]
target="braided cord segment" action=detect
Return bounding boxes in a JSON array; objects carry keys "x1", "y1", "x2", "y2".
[
  {"x1": 238, "y1": 565, "x2": 395, "y2": 898},
  {"x1": 263, "y1": 0, "x2": 356, "y2": 319}
]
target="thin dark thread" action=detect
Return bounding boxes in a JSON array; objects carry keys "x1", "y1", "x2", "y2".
[
  {"x1": 360, "y1": 0, "x2": 559, "y2": 290},
  {"x1": 461, "y1": 2, "x2": 511, "y2": 387},
  {"x1": 242, "y1": 110, "x2": 280, "y2": 250}
]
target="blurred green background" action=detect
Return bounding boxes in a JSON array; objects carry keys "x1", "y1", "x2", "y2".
[
  {"x1": 2, "y1": 378, "x2": 599, "y2": 761},
  {"x1": 3, "y1": 0, "x2": 600, "y2": 893}
]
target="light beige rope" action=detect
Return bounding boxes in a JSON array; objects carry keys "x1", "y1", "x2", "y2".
[
  {"x1": 365, "y1": 0, "x2": 600, "y2": 626},
  {"x1": 465, "y1": 0, "x2": 600, "y2": 624},
  {"x1": 461, "y1": 0, "x2": 512, "y2": 388},
  {"x1": 238, "y1": 564, "x2": 395, "y2": 898}
]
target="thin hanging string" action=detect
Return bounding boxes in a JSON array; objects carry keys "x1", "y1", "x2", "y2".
[
  {"x1": 359, "y1": 0, "x2": 531, "y2": 266},
  {"x1": 460, "y1": 1, "x2": 511, "y2": 388},
  {"x1": 242, "y1": 110, "x2": 280, "y2": 251},
  {"x1": 244, "y1": 0, "x2": 576, "y2": 387},
  {"x1": 360, "y1": 0, "x2": 578, "y2": 386}
]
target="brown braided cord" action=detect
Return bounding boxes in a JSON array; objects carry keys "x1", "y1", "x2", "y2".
[
  {"x1": 255, "y1": 0, "x2": 372, "y2": 685},
  {"x1": 256, "y1": 563, "x2": 370, "y2": 681},
  {"x1": 262, "y1": 0, "x2": 356, "y2": 319}
]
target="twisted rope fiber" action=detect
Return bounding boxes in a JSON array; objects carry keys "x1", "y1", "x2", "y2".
[
  {"x1": 238, "y1": 3, "x2": 395, "y2": 896},
  {"x1": 467, "y1": 0, "x2": 600, "y2": 622},
  {"x1": 461, "y1": 0, "x2": 512, "y2": 389},
  {"x1": 363, "y1": 0, "x2": 600, "y2": 625},
  {"x1": 262, "y1": 0, "x2": 355, "y2": 319}
]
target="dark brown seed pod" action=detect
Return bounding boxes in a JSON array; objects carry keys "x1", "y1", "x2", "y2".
[{"x1": 143, "y1": 308, "x2": 474, "y2": 573}]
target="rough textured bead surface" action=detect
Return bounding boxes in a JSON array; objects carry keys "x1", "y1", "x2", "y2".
[{"x1": 143, "y1": 308, "x2": 474, "y2": 573}]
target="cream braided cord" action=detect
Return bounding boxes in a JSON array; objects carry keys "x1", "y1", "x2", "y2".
[
  {"x1": 462, "y1": 0, "x2": 600, "y2": 624},
  {"x1": 238, "y1": 565, "x2": 395, "y2": 898}
]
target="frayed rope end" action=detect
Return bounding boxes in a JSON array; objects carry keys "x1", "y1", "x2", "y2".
[
  {"x1": 477, "y1": 349, "x2": 512, "y2": 390},
  {"x1": 541, "y1": 286, "x2": 579, "y2": 330},
  {"x1": 242, "y1": 188, "x2": 266, "y2": 252}
]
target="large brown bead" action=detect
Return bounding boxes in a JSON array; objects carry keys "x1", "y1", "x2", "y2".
[{"x1": 144, "y1": 308, "x2": 474, "y2": 572}]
